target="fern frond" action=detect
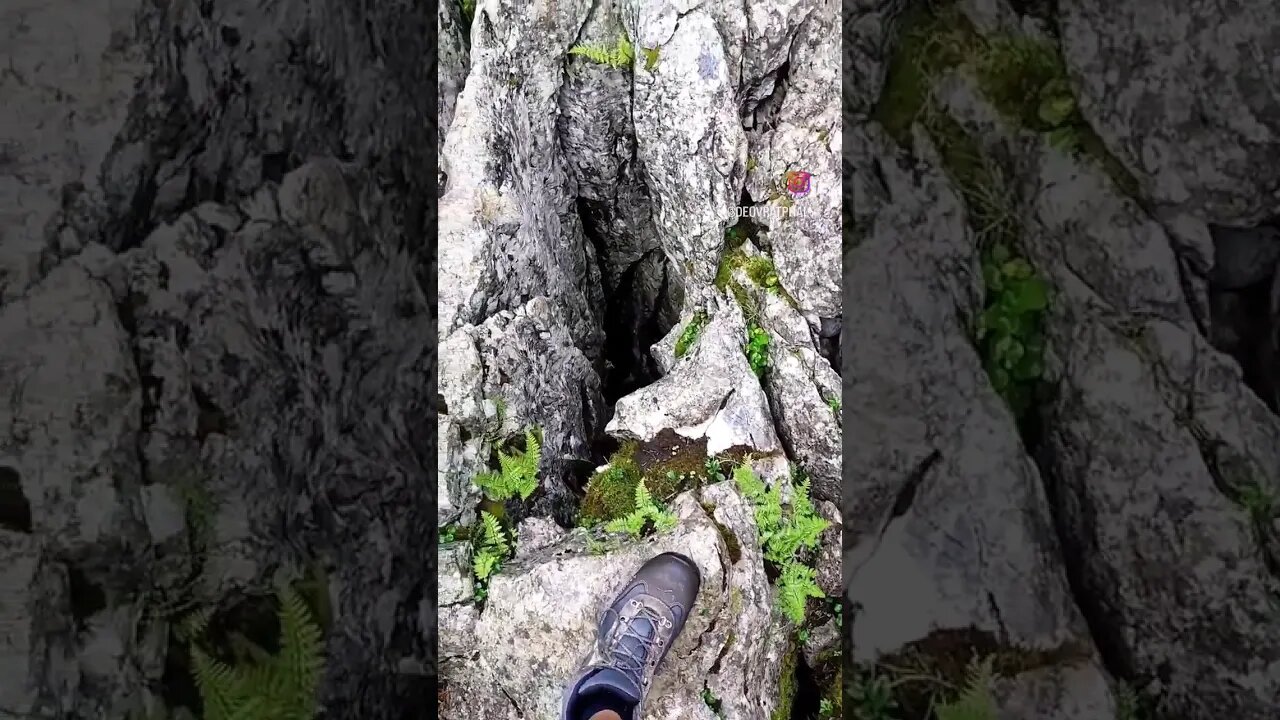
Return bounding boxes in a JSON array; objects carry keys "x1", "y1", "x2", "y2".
[
  {"x1": 568, "y1": 34, "x2": 635, "y2": 69},
  {"x1": 481, "y1": 511, "x2": 508, "y2": 555},
  {"x1": 652, "y1": 510, "x2": 677, "y2": 532},
  {"x1": 935, "y1": 656, "x2": 998, "y2": 720},
  {"x1": 776, "y1": 563, "x2": 823, "y2": 624},
  {"x1": 192, "y1": 646, "x2": 248, "y2": 720},
  {"x1": 733, "y1": 465, "x2": 766, "y2": 500},
  {"x1": 634, "y1": 479, "x2": 654, "y2": 511},
  {"x1": 473, "y1": 471, "x2": 505, "y2": 499},
  {"x1": 276, "y1": 586, "x2": 324, "y2": 714},
  {"x1": 473, "y1": 550, "x2": 499, "y2": 580},
  {"x1": 179, "y1": 606, "x2": 215, "y2": 643}
]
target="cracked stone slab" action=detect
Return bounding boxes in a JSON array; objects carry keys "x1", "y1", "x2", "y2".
[
  {"x1": 606, "y1": 296, "x2": 781, "y2": 456},
  {"x1": 440, "y1": 486, "x2": 782, "y2": 720},
  {"x1": 939, "y1": 67, "x2": 1280, "y2": 719},
  {"x1": 843, "y1": 120, "x2": 1111, "y2": 716}
]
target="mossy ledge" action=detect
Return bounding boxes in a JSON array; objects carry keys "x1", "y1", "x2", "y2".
[
  {"x1": 578, "y1": 431, "x2": 752, "y2": 525},
  {"x1": 872, "y1": 0, "x2": 1139, "y2": 198}
]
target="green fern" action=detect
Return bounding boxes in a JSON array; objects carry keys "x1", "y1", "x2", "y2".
[
  {"x1": 605, "y1": 479, "x2": 678, "y2": 537},
  {"x1": 734, "y1": 465, "x2": 829, "y2": 623},
  {"x1": 472, "y1": 511, "x2": 512, "y2": 601},
  {"x1": 734, "y1": 466, "x2": 827, "y2": 565},
  {"x1": 777, "y1": 563, "x2": 824, "y2": 624},
  {"x1": 934, "y1": 657, "x2": 998, "y2": 720},
  {"x1": 186, "y1": 586, "x2": 324, "y2": 720},
  {"x1": 474, "y1": 427, "x2": 542, "y2": 501},
  {"x1": 569, "y1": 33, "x2": 635, "y2": 69}
]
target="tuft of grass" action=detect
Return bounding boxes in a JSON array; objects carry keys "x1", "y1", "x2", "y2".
[
  {"x1": 460, "y1": 0, "x2": 475, "y2": 26},
  {"x1": 742, "y1": 255, "x2": 798, "y2": 307},
  {"x1": 568, "y1": 33, "x2": 634, "y2": 69},
  {"x1": 827, "y1": 396, "x2": 841, "y2": 415},
  {"x1": 675, "y1": 311, "x2": 709, "y2": 358}
]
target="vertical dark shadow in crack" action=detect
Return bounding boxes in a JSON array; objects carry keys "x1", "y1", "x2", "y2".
[
  {"x1": 1023, "y1": 395, "x2": 1143, "y2": 692},
  {"x1": 575, "y1": 198, "x2": 678, "y2": 406}
]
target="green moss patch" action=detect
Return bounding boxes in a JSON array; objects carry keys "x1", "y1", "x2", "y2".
[
  {"x1": 772, "y1": 639, "x2": 799, "y2": 720},
  {"x1": 580, "y1": 442, "x2": 644, "y2": 525},
  {"x1": 581, "y1": 432, "x2": 743, "y2": 526},
  {"x1": 873, "y1": 0, "x2": 1139, "y2": 197},
  {"x1": 675, "y1": 311, "x2": 709, "y2": 358}
]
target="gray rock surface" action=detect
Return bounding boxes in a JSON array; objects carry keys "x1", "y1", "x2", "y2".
[
  {"x1": 2, "y1": 0, "x2": 438, "y2": 709},
  {"x1": 933, "y1": 47, "x2": 1280, "y2": 720},
  {"x1": 440, "y1": 486, "x2": 786, "y2": 720},
  {"x1": 606, "y1": 296, "x2": 781, "y2": 456},
  {"x1": 843, "y1": 125, "x2": 1109, "y2": 720},
  {"x1": 1058, "y1": 0, "x2": 1280, "y2": 225},
  {"x1": 742, "y1": 0, "x2": 842, "y2": 321},
  {"x1": 434, "y1": 2, "x2": 844, "y2": 717}
]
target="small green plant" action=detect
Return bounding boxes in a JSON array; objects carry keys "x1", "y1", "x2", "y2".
[
  {"x1": 704, "y1": 456, "x2": 727, "y2": 483},
  {"x1": 747, "y1": 156, "x2": 758, "y2": 172},
  {"x1": 644, "y1": 46, "x2": 660, "y2": 71},
  {"x1": 460, "y1": 0, "x2": 476, "y2": 25},
  {"x1": 777, "y1": 563, "x2": 824, "y2": 625},
  {"x1": 977, "y1": 245, "x2": 1049, "y2": 417},
  {"x1": 1114, "y1": 681, "x2": 1142, "y2": 720},
  {"x1": 605, "y1": 480, "x2": 678, "y2": 538},
  {"x1": 933, "y1": 657, "x2": 998, "y2": 720},
  {"x1": 827, "y1": 396, "x2": 841, "y2": 415},
  {"x1": 745, "y1": 325, "x2": 770, "y2": 377},
  {"x1": 472, "y1": 511, "x2": 511, "y2": 601},
  {"x1": 702, "y1": 686, "x2": 723, "y2": 717},
  {"x1": 833, "y1": 598, "x2": 843, "y2": 628},
  {"x1": 850, "y1": 669, "x2": 899, "y2": 720},
  {"x1": 474, "y1": 427, "x2": 542, "y2": 501},
  {"x1": 441, "y1": 524, "x2": 459, "y2": 544},
  {"x1": 675, "y1": 312, "x2": 709, "y2": 358},
  {"x1": 185, "y1": 586, "x2": 324, "y2": 720},
  {"x1": 734, "y1": 465, "x2": 828, "y2": 623},
  {"x1": 568, "y1": 33, "x2": 634, "y2": 69},
  {"x1": 1240, "y1": 481, "x2": 1277, "y2": 526}
]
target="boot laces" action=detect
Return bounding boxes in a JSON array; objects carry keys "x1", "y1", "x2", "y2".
[{"x1": 609, "y1": 598, "x2": 673, "y2": 689}]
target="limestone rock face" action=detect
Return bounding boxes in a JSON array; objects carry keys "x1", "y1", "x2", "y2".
[
  {"x1": 838, "y1": 0, "x2": 1280, "y2": 716},
  {"x1": 1059, "y1": 0, "x2": 1280, "y2": 225}
]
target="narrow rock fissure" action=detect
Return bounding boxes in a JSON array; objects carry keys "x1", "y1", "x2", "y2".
[
  {"x1": 575, "y1": 197, "x2": 677, "y2": 405},
  {"x1": 1025, "y1": 404, "x2": 1143, "y2": 694},
  {"x1": 790, "y1": 654, "x2": 822, "y2": 720},
  {"x1": 1208, "y1": 268, "x2": 1280, "y2": 414}
]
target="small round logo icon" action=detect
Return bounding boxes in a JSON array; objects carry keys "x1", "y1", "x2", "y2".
[{"x1": 785, "y1": 170, "x2": 812, "y2": 199}]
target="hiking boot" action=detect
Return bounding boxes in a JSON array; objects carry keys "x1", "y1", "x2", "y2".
[{"x1": 559, "y1": 552, "x2": 702, "y2": 720}]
